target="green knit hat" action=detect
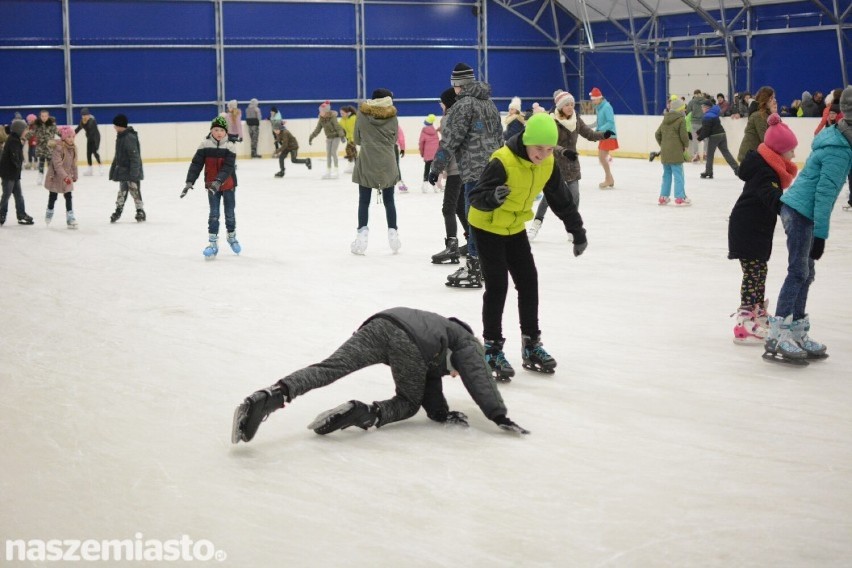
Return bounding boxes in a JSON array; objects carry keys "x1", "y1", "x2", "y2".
[
  {"x1": 522, "y1": 113, "x2": 558, "y2": 146},
  {"x1": 211, "y1": 115, "x2": 228, "y2": 130}
]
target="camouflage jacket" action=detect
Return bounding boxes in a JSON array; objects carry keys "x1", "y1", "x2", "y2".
[
  {"x1": 30, "y1": 117, "x2": 58, "y2": 159},
  {"x1": 431, "y1": 81, "x2": 503, "y2": 184}
]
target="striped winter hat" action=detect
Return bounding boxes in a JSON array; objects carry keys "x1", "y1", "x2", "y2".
[{"x1": 451, "y1": 63, "x2": 475, "y2": 87}]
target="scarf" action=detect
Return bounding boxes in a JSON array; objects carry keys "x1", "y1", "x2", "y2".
[
  {"x1": 757, "y1": 143, "x2": 797, "y2": 189},
  {"x1": 551, "y1": 111, "x2": 577, "y2": 132}
]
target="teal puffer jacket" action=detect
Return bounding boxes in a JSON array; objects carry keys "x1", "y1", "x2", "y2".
[{"x1": 780, "y1": 124, "x2": 852, "y2": 239}]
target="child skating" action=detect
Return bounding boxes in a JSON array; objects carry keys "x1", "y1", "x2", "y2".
[
  {"x1": 0, "y1": 119, "x2": 35, "y2": 226},
  {"x1": 763, "y1": 88, "x2": 852, "y2": 365},
  {"x1": 181, "y1": 116, "x2": 241, "y2": 258},
  {"x1": 418, "y1": 114, "x2": 438, "y2": 192},
  {"x1": 273, "y1": 122, "x2": 312, "y2": 178},
  {"x1": 43, "y1": 126, "x2": 78, "y2": 229},
  {"x1": 309, "y1": 101, "x2": 347, "y2": 179},
  {"x1": 727, "y1": 113, "x2": 798, "y2": 345},
  {"x1": 655, "y1": 95, "x2": 690, "y2": 206},
  {"x1": 108, "y1": 114, "x2": 145, "y2": 223}
]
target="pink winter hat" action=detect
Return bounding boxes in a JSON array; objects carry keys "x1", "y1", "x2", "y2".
[
  {"x1": 763, "y1": 113, "x2": 797, "y2": 154},
  {"x1": 318, "y1": 100, "x2": 331, "y2": 113},
  {"x1": 26, "y1": 113, "x2": 36, "y2": 124},
  {"x1": 58, "y1": 125, "x2": 75, "y2": 140}
]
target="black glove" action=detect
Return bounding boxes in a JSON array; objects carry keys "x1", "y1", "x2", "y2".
[
  {"x1": 180, "y1": 183, "x2": 192, "y2": 198},
  {"x1": 487, "y1": 185, "x2": 510, "y2": 208},
  {"x1": 444, "y1": 411, "x2": 469, "y2": 427},
  {"x1": 428, "y1": 170, "x2": 440, "y2": 185},
  {"x1": 603, "y1": 130, "x2": 614, "y2": 139},
  {"x1": 400, "y1": 149, "x2": 405, "y2": 158},
  {"x1": 208, "y1": 180, "x2": 222, "y2": 194},
  {"x1": 810, "y1": 237, "x2": 825, "y2": 260},
  {"x1": 561, "y1": 149, "x2": 578, "y2": 161},
  {"x1": 493, "y1": 415, "x2": 530, "y2": 435},
  {"x1": 688, "y1": 132, "x2": 693, "y2": 140}
]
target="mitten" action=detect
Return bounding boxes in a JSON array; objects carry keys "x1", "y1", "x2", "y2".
[
  {"x1": 428, "y1": 170, "x2": 440, "y2": 185},
  {"x1": 208, "y1": 180, "x2": 222, "y2": 193},
  {"x1": 810, "y1": 237, "x2": 825, "y2": 260},
  {"x1": 493, "y1": 415, "x2": 530, "y2": 435},
  {"x1": 561, "y1": 149, "x2": 578, "y2": 161},
  {"x1": 688, "y1": 132, "x2": 693, "y2": 140},
  {"x1": 400, "y1": 149, "x2": 405, "y2": 158},
  {"x1": 487, "y1": 185, "x2": 510, "y2": 208},
  {"x1": 180, "y1": 183, "x2": 192, "y2": 198},
  {"x1": 603, "y1": 130, "x2": 615, "y2": 139},
  {"x1": 64, "y1": 177, "x2": 72, "y2": 185}
]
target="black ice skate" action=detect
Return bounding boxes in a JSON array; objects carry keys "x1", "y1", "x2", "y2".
[
  {"x1": 521, "y1": 334, "x2": 556, "y2": 374},
  {"x1": 446, "y1": 257, "x2": 482, "y2": 288},
  {"x1": 110, "y1": 207, "x2": 122, "y2": 223},
  {"x1": 135, "y1": 209, "x2": 146, "y2": 222},
  {"x1": 484, "y1": 339, "x2": 515, "y2": 382},
  {"x1": 231, "y1": 383, "x2": 289, "y2": 443},
  {"x1": 307, "y1": 400, "x2": 377, "y2": 435},
  {"x1": 431, "y1": 237, "x2": 460, "y2": 264}
]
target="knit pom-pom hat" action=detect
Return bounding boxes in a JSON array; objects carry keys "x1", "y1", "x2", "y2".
[
  {"x1": 553, "y1": 89, "x2": 575, "y2": 111},
  {"x1": 763, "y1": 113, "x2": 797, "y2": 154}
]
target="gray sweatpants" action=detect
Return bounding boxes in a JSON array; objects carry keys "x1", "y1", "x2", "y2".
[{"x1": 280, "y1": 319, "x2": 427, "y2": 426}]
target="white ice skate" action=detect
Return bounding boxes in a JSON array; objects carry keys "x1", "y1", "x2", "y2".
[
  {"x1": 350, "y1": 227, "x2": 369, "y2": 255},
  {"x1": 388, "y1": 228, "x2": 401, "y2": 253},
  {"x1": 527, "y1": 219, "x2": 542, "y2": 241},
  {"x1": 66, "y1": 210, "x2": 78, "y2": 229}
]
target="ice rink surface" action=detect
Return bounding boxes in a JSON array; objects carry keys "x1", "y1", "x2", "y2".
[{"x1": 2, "y1": 151, "x2": 851, "y2": 567}]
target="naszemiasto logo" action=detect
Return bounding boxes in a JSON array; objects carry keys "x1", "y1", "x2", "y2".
[{"x1": 5, "y1": 533, "x2": 226, "y2": 563}]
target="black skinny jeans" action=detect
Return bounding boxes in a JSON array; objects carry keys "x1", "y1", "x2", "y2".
[
  {"x1": 472, "y1": 227, "x2": 540, "y2": 341},
  {"x1": 442, "y1": 174, "x2": 467, "y2": 239}
]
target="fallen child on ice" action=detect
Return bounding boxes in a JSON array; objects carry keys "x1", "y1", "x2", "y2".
[{"x1": 232, "y1": 307, "x2": 529, "y2": 442}]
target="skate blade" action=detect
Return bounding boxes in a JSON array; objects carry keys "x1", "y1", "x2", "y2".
[
  {"x1": 432, "y1": 258, "x2": 460, "y2": 264},
  {"x1": 493, "y1": 374, "x2": 512, "y2": 383},
  {"x1": 762, "y1": 352, "x2": 809, "y2": 366},
  {"x1": 733, "y1": 337, "x2": 764, "y2": 346},
  {"x1": 522, "y1": 362, "x2": 556, "y2": 374},
  {"x1": 231, "y1": 402, "x2": 249, "y2": 444},
  {"x1": 307, "y1": 401, "x2": 354, "y2": 435},
  {"x1": 445, "y1": 281, "x2": 482, "y2": 289},
  {"x1": 806, "y1": 352, "x2": 829, "y2": 360}
]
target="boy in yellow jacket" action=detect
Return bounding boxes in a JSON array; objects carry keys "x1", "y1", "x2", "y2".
[{"x1": 467, "y1": 113, "x2": 587, "y2": 382}]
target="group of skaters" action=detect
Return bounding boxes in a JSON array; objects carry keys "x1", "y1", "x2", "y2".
[{"x1": 0, "y1": 109, "x2": 145, "y2": 229}]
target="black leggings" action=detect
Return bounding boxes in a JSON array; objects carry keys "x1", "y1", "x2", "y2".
[
  {"x1": 473, "y1": 227, "x2": 539, "y2": 341},
  {"x1": 442, "y1": 174, "x2": 467, "y2": 239},
  {"x1": 86, "y1": 138, "x2": 101, "y2": 166},
  {"x1": 739, "y1": 259, "x2": 768, "y2": 307},
  {"x1": 423, "y1": 160, "x2": 432, "y2": 181},
  {"x1": 47, "y1": 191, "x2": 73, "y2": 211}
]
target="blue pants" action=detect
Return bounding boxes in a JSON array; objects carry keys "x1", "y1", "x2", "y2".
[
  {"x1": 660, "y1": 163, "x2": 685, "y2": 199},
  {"x1": 775, "y1": 204, "x2": 815, "y2": 320},
  {"x1": 208, "y1": 189, "x2": 236, "y2": 234},
  {"x1": 357, "y1": 185, "x2": 396, "y2": 230}
]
